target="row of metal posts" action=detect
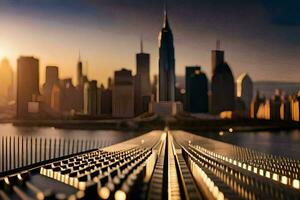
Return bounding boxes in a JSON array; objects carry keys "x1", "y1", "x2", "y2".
[{"x1": 0, "y1": 136, "x2": 111, "y2": 173}]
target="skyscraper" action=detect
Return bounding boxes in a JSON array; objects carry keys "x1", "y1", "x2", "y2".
[
  {"x1": 210, "y1": 62, "x2": 235, "y2": 114},
  {"x1": 51, "y1": 78, "x2": 78, "y2": 114},
  {"x1": 112, "y1": 69, "x2": 135, "y2": 118},
  {"x1": 158, "y1": 6, "x2": 175, "y2": 102},
  {"x1": 0, "y1": 58, "x2": 13, "y2": 105},
  {"x1": 77, "y1": 53, "x2": 83, "y2": 86},
  {"x1": 237, "y1": 73, "x2": 253, "y2": 114},
  {"x1": 42, "y1": 66, "x2": 59, "y2": 107},
  {"x1": 17, "y1": 56, "x2": 40, "y2": 118},
  {"x1": 135, "y1": 39, "x2": 151, "y2": 115},
  {"x1": 76, "y1": 55, "x2": 88, "y2": 112},
  {"x1": 99, "y1": 84, "x2": 112, "y2": 115},
  {"x1": 84, "y1": 80, "x2": 98, "y2": 116},
  {"x1": 185, "y1": 66, "x2": 208, "y2": 113}
]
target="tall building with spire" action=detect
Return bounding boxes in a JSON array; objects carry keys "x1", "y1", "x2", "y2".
[
  {"x1": 158, "y1": 4, "x2": 175, "y2": 102},
  {"x1": 77, "y1": 52, "x2": 83, "y2": 86}
]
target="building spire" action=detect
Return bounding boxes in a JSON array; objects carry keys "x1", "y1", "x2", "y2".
[
  {"x1": 163, "y1": 0, "x2": 170, "y2": 29},
  {"x1": 140, "y1": 35, "x2": 144, "y2": 53}
]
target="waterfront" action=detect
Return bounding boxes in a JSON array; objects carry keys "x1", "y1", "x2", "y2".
[
  {"x1": 194, "y1": 129, "x2": 300, "y2": 160},
  {"x1": 0, "y1": 124, "x2": 137, "y2": 173}
]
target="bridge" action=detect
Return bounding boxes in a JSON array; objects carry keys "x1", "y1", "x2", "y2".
[{"x1": 0, "y1": 130, "x2": 299, "y2": 199}]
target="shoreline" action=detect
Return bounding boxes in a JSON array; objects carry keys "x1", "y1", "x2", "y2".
[{"x1": 0, "y1": 118, "x2": 297, "y2": 132}]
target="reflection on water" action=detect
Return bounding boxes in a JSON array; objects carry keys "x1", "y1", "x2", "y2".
[
  {"x1": 195, "y1": 129, "x2": 300, "y2": 160},
  {"x1": 0, "y1": 124, "x2": 136, "y2": 173}
]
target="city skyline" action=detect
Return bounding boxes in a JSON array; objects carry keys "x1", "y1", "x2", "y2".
[{"x1": 0, "y1": 0, "x2": 300, "y2": 86}]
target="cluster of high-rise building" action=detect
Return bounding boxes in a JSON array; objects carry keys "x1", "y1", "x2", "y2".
[
  {"x1": 15, "y1": 48, "x2": 151, "y2": 119},
  {"x1": 250, "y1": 90, "x2": 300, "y2": 122},
  {"x1": 11, "y1": 6, "x2": 300, "y2": 121}
]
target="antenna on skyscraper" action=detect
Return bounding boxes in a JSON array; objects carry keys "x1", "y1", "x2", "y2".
[
  {"x1": 163, "y1": 0, "x2": 169, "y2": 28},
  {"x1": 140, "y1": 34, "x2": 144, "y2": 53},
  {"x1": 216, "y1": 40, "x2": 221, "y2": 50},
  {"x1": 78, "y1": 50, "x2": 81, "y2": 62},
  {"x1": 85, "y1": 61, "x2": 89, "y2": 77}
]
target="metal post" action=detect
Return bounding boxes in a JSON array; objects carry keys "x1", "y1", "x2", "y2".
[
  {"x1": 44, "y1": 138, "x2": 47, "y2": 161},
  {"x1": 76, "y1": 140, "x2": 79, "y2": 153},
  {"x1": 67, "y1": 139, "x2": 70, "y2": 155},
  {"x1": 49, "y1": 139, "x2": 52, "y2": 160},
  {"x1": 5, "y1": 136, "x2": 8, "y2": 171},
  {"x1": 35, "y1": 138, "x2": 37, "y2": 163},
  {"x1": 39, "y1": 138, "x2": 42, "y2": 162},
  {"x1": 26, "y1": 137, "x2": 28, "y2": 166},
  {"x1": 13, "y1": 136, "x2": 15, "y2": 170},
  {"x1": 30, "y1": 137, "x2": 33, "y2": 164},
  {"x1": 9, "y1": 136, "x2": 11, "y2": 170},
  {"x1": 63, "y1": 139, "x2": 65, "y2": 156},
  {"x1": 17, "y1": 137, "x2": 20, "y2": 168},
  {"x1": 58, "y1": 139, "x2": 61, "y2": 157},
  {"x1": 72, "y1": 139, "x2": 75, "y2": 154},
  {"x1": 54, "y1": 138, "x2": 57, "y2": 158},
  {"x1": 1, "y1": 136, "x2": 4, "y2": 172}
]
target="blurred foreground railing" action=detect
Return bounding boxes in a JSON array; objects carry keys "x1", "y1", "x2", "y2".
[{"x1": 0, "y1": 136, "x2": 113, "y2": 173}]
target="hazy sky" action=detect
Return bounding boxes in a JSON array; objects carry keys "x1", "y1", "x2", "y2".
[{"x1": 0, "y1": 0, "x2": 299, "y2": 86}]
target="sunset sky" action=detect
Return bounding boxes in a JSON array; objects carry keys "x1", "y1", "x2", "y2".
[{"x1": 0, "y1": 0, "x2": 299, "y2": 86}]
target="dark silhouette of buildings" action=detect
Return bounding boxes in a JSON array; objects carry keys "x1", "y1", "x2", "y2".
[
  {"x1": 210, "y1": 62, "x2": 235, "y2": 114},
  {"x1": 135, "y1": 39, "x2": 151, "y2": 115},
  {"x1": 17, "y1": 56, "x2": 40, "y2": 119},
  {"x1": 50, "y1": 78, "x2": 78, "y2": 114},
  {"x1": 237, "y1": 73, "x2": 253, "y2": 114},
  {"x1": 84, "y1": 80, "x2": 98, "y2": 116},
  {"x1": 100, "y1": 84, "x2": 112, "y2": 115},
  {"x1": 42, "y1": 66, "x2": 59, "y2": 107},
  {"x1": 185, "y1": 66, "x2": 208, "y2": 113},
  {"x1": 158, "y1": 7, "x2": 175, "y2": 102},
  {"x1": 112, "y1": 69, "x2": 135, "y2": 118}
]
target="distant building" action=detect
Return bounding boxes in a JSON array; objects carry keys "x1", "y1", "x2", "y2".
[
  {"x1": 250, "y1": 91, "x2": 265, "y2": 118},
  {"x1": 76, "y1": 55, "x2": 88, "y2": 113},
  {"x1": 291, "y1": 92, "x2": 300, "y2": 121},
  {"x1": 100, "y1": 84, "x2": 112, "y2": 115},
  {"x1": 210, "y1": 62, "x2": 235, "y2": 114},
  {"x1": 112, "y1": 69, "x2": 134, "y2": 118},
  {"x1": 152, "y1": 75, "x2": 158, "y2": 102},
  {"x1": 84, "y1": 80, "x2": 98, "y2": 116},
  {"x1": 280, "y1": 95, "x2": 291, "y2": 121},
  {"x1": 269, "y1": 90, "x2": 281, "y2": 120},
  {"x1": 185, "y1": 66, "x2": 208, "y2": 113},
  {"x1": 42, "y1": 66, "x2": 59, "y2": 107},
  {"x1": 158, "y1": 8, "x2": 175, "y2": 102},
  {"x1": 50, "y1": 78, "x2": 78, "y2": 114},
  {"x1": 149, "y1": 101, "x2": 183, "y2": 117},
  {"x1": 0, "y1": 58, "x2": 14, "y2": 105},
  {"x1": 17, "y1": 56, "x2": 40, "y2": 119},
  {"x1": 107, "y1": 77, "x2": 113, "y2": 90},
  {"x1": 135, "y1": 40, "x2": 151, "y2": 115},
  {"x1": 237, "y1": 73, "x2": 253, "y2": 114},
  {"x1": 77, "y1": 54, "x2": 83, "y2": 86},
  {"x1": 211, "y1": 40, "x2": 224, "y2": 75}
]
